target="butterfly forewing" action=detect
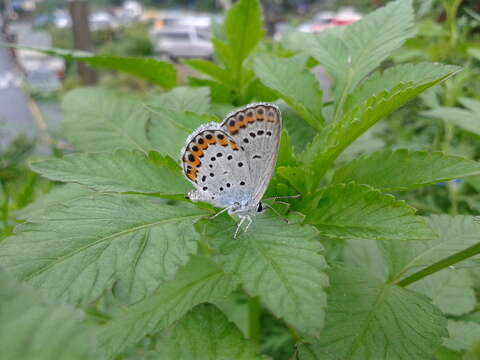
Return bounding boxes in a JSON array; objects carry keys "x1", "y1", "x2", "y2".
[
  {"x1": 221, "y1": 103, "x2": 282, "y2": 203},
  {"x1": 181, "y1": 125, "x2": 254, "y2": 208}
]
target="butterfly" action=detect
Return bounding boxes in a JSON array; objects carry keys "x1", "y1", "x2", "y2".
[{"x1": 181, "y1": 103, "x2": 282, "y2": 237}]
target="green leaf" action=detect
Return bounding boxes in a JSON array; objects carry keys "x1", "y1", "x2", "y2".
[
  {"x1": 0, "y1": 195, "x2": 208, "y2": 305},
  {"x1": 287, "y1": 0, "x2": 416, "y2": 115},
  {"x1": 297, "y1": 264, "x2": 447, "y2": 360},
  {"x1": 302, "y1": 63, "x2": 459, "y2": 181},
  {"x1": 444, "y1": 320, "x2": 480, "y2": 352},
  {"x1": 224, "y1": 0, "x2": 265, "y2": 70},
  {"x1": 0, "y1": 268, "x2": 96, "y2": 360},
  {"x1": 277, "y1": 166, "x2": 311, "y2": 196},
  {"x1": 98, "y1": 256, "x2": 237, "y2": 357},
  {"x1": 277, "y1": 130, "x2": 298, "y2": 168},
  {"x1": 62, "y1": 88, "x2": 151, "y2": 153},
  {"x1": 145, "y1": 86, "x2": 214, "y2": 159},
  {"x1": 281, "y1": 103, "x2": 317, "y2": 153},
  {"x1": 410, "y1": 268, "x2": 476, "y2": 316},
  {"x1": 16, "y1": 184, "x2": 94, "y2": 220},
  {"x1": 423, "y1": 97, "x2": 480, "y2": 136},
  {"x1": 183, "y1": 59, "x2": 233, "y2": 87},
  {"x1": 345, "y1": 63, "x2": 458, "y2": 113},
  {"x1": 434, "y1": 347, "x2": 463, "y2": 360},
  {"x1": 1, "y1": 45, "x2": 176, "y2": 88},
  {"x1": 31, "y1": 150, "x2": 189, "y2": 194},
  {"x1": 305, "y1": 183, "x2": 436, "y2": 241},
  {"x1": 344, "y1": 239, "x2": 477, "y2": 318},
  {"x1": 148, "y1": 86, "x2": 211, "y2": 114},
  {"x1": 151, "y1": 304, "x2": 262, "y2": 360},
  {"x1": 380, "y1": 215, "x2": 480, "y2": 281},
  {"x1": 212, "y1": 38, "x2": 235, "y2": 68},
  {"x1": 343, "y1": 239, "x2": 389, "y2": 282},
  {"x1": 204, "y1": 211, "x2": 328, "y2": 334},
  {"x1": 253, "y1": 53, "x2": 324, "y2": 129},
  {"x1": 83, "y1": 56, "x2": 176, "y2": 89},
  {"x1": 147, "y1": 109, "x2": 216, "y2": 159},
  {"x1": 333, "y1": 150, "x2": 480, "y2": 191}
]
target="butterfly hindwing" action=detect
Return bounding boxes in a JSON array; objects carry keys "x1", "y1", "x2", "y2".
[
  {"x1": 221, "y1": 103, "x2": 282, "y2": 203},
  {"x1": 181, "y1": 124, "x2": 254, "y2": 208}
]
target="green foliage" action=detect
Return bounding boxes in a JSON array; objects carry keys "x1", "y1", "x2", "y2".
[
  {"x1": 444, "y1": 320, "x2": 480, "y2": 353},
  {"x1": 184, "y1": 0, "x2": 269, "y2": 105},
  {"x1": 253, "y1": 53, "x2": 324, "y2": 129},
  {"x1": 301, "y1": 62, "x2": 459, "y2": 185},
  {"x1": 1, "y1": 0, "x2": 479, "y2": 359},
  {"x1": 152, "y1": 304, "x2": 262, "y2": 360},
  {"x1": 98, "y1": 256, "x2": 237, "y2": 356},
  {"x1": 0, "y1": 269, "x2": 95, "y2": 360},
  {"x1": 333, "y1": 150, "x2": 480, "y2": 191},
  {"x1": 410, "y1": 268, "x2": 476, "y2": 316},
  {"x1": 285, "y1": 0, "x2": 416, "y2": 118},
  {"x1": 203, "y1": 211, "x2": 328, "y2": 334},
  {"x1": 296, "y1": 265, "x2": 447, "y2": 360},
  {"x1": 31, "y1": 150, "x2": 189, "y2": 194},
  {"x1": 305, "y1": 184, "x2": 436, "y2": 241},
  {"x1": 16, "y1": 184, "x2": 94, "y2": 220},
  {"x1": 423, "y1": 97, "x2": 480, "y2": 136},
  {"x1": 0, "y1": 195, "x2": 208, "y2": 305},
  {"x1": 62, "y1": 87, "x2": 151, "y2": 152},
  {"x1": 224, "y1": 0, "x2": 265, "y2": 72}
]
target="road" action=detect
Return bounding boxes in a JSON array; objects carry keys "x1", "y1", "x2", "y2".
[{"x1": 0, "y1": 31, "x2": 36, "y2": 151}]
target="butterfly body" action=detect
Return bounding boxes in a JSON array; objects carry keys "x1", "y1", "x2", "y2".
[{"x1": 181, "y1": 103, "x2": 281, "y2": 236}]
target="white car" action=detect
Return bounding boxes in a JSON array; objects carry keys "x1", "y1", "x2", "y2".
[{"x1": 151, "y1": 26, "x2": 213, "y2": 60}]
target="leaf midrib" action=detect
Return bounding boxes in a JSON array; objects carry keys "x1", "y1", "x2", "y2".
[
  {"x1": 249, "y1": 236, "x2": 308, "y2": 323},
  {"x1": 24, "y1": 213, "x2": 203, "y2": 281},
  {"x1": 343, "y1": 284, "x2": 392, "y2": 359}
]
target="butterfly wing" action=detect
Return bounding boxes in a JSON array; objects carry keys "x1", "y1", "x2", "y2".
[
  {"x1": 220, "y1": 103, "x2": 282, "y2": 204},
  {"x1": 181, "y1": 123, "x2": 254, "y2": 209}
]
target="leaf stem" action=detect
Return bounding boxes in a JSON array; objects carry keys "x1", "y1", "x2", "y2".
[
  {"x1": 397, "y1": 240, "x2": 480, "y2": 287},
  {"x1": 288, "y1": 325, "x2": 303, "y2": 342},
  {"x1": 0, "y1": 180, "x2": 9, "y2": 229},
  {"x1": 248, "y1": 296, "x2": 262, "y2": 343}
]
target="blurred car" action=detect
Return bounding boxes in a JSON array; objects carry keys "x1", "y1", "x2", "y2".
[
  {"x1": 53, "y1": 11, "x2": 71, "y2": 29},
  {"x1": 150, "y1": 11, "x2": 216, "y2": 33},
  {"x1": 115, "y1": 1, "x2": 143, "y2": 25},
  {"x1": 89, "y1": 11, "x2": 118, "y2": 31},
  {"x1": 33, "y1": 14, "x2": 55, "y2": 28},
  {"x1": 17, "y1": 49, "x2": 64, "y2": 91},
  {"x1": 151, "y1": 26, "x2": 213, "y2": 60},
  {"x1": 12, "y1": 0, "x2": 36, "y2": 12},
  {"x1": 298, "y1": 8, "x2": 362, "y2": 34}
]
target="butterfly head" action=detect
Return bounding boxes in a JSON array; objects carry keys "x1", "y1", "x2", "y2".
[{"x1": 227, "y1": 201, "x2": 265, "y2": 216}]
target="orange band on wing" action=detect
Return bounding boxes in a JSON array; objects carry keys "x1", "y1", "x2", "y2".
[{"x1": 223, "y1": 106, "x2": 278, "y2": 135}]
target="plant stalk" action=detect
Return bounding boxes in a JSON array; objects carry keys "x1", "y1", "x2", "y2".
[
  {"x1": 0, "y1": 180, "x2": 9, "y2": 229},
  {"x1": 248, "y1": 296, "x2": 262, "y2": 343},
  {"x1": 397, "y1": 240, "x2": 480, "y2": 287}
]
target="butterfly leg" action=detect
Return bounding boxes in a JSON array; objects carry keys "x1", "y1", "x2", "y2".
[
  {"x1": 263, "y1": 203, "x2": 289, "y2": 224},
  {"x1": 234, "y1": 215, "x2": 247, "y2": 239},
  {"x1": 243, "y1": 215, "x2": 253, "y2": 233}
]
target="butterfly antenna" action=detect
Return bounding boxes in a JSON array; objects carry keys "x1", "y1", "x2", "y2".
[
  {"x1": 263, "y1": 203, "x2": 289, "y2": 224},
  {"x1": 208, "y1": 206, "x2": 231, "y2": 220},
  {"x1": 263, "y1": 194, "x2": 301, "y2": 202}
]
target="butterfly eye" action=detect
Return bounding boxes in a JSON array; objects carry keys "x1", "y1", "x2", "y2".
[{"x1": 256, "y1": 203, "x2": 263, "y2": 212}]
